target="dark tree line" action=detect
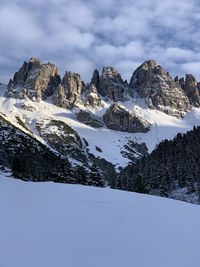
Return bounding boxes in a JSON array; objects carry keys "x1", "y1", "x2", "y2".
[
  {"x1": 11, "y1": 155, "x2": 105, "y2": 188},
  {"x1": 117, "y1": 126, "x2": 200, "y2": 203},
  {"x1": 0, "y1": 118, "x2": 105, "y2": 188},
  {"x1": 2, "y1": 113, "x2": 200, "y2": 203}
]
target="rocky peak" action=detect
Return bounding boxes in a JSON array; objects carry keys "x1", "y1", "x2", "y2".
[
  {"x1": 129, "y1": 60, "x2": 191, "y2": 117},
  {"x1": 94, "y1": 66, "x2": 129, "y2": 102},
  {"x1": 62, "y1": 71, "x2": 83, "y2": 95},
  {"x1": 90, "y1": 69, "x2": 99, "y2": 87},
  {"x1": 103, "y1": 103, "x2": 152, "y2": 133},
  {"x1": 6, "y1": 57, "x2": 60, "y2": 100},
  {"x1": 129, "y1": 60, "x2": 169, "y2": 97},
  {"x1": 53, "y1": 71, "x2": 84, "y2": 109},
  {"x1": 137, "y1": 59, "x2": 163, "y2": 72},
  {"x1": 177, "y1": 74, "x2": 200, "y2": 107},
  {"x1": 29, "y1": 57, "x2": 42, "y2": 64},
  {"x1": 101, "y1": 67, "x2": 123, "y2": 80},
  {"x1": 84, "y1": 84, "x2": 101, "y2": 108}
]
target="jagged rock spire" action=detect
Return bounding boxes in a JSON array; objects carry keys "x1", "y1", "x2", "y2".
[
  {"x1": 129, "y1": 60, "x2": 191, "y2": 117},
  {"x1": 84, "y1": 84, "x2": 101, "y2": 108},
  {"x1": 90, "y1": 69, "x2": 99, "y2": 88},
  {"x1": 94, "y1": 66, "x2": 129, "y2": 102},
  {"x1": 129, "y1": 60, "x2": 169, "y2": 97},
  {"x1": 53, "y1": 71, "x2": 84, "y2": 109},
  {"x1": 6, "y1": 57, "x2": 60, "y2": 100},
  {"x1": 5, "y1": 58, "x2": 200, "y2": 118},
  {"x1": 177, "y1": 74, "x2": 200, "y2": 107}
]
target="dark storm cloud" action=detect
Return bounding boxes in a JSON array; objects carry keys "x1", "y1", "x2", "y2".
[{"x1": 1, "y1": 0, "x2": 200, "y2": 83}]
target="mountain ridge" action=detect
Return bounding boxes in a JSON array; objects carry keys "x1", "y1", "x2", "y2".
[{"x1": 1, "y1": 58, "x2": 200, "y2": 203}]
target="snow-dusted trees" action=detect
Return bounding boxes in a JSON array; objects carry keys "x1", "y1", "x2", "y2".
[{"x1": 119, "y1": 125, "x2": 200, "y2": 203}]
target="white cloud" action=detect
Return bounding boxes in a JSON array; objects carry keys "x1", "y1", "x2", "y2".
[
  {"x1": 67, "y1": 58, "x2": 95, "y2": 82},
  {"x1": 164, "y1": 48, "x2": 197, "y2": 61},
  {"x1": 0, "y1": 5, "x2": 43, "y2": 45},
  {"x1": 115, "y1": 60, "x2": 142, "y2": 82},
  {"x1": 181, "y1": 62, "x2": 200, "y2": 79},
  {"x1": 1, "y1": 0, "x2": 200, "y2": 83}
]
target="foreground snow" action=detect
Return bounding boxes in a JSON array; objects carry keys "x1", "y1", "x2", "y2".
[{"x1": 0, "y1": 173, "x2": 199, "y2": 267}]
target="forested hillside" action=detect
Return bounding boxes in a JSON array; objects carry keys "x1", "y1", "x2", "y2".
[{"x1": 118, "y1": 126, "x2": 200, "y2": 203}]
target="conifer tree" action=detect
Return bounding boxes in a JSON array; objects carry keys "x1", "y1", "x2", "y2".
[
  {"x1": 134, "y1": 174, "x2": 145, "y2": 193},
  {"x1": 11, "y1": 156, "x2": 27, "y2": 179},
  {"x1": 89, "y1": 163, "x2": 105, "y2": 187},
  {"x1": 76, "y1": 165, "x2": 88, "y2": 185},
  {"x1": 159, "y1": 175, "x2": 169, "y2": 197}
]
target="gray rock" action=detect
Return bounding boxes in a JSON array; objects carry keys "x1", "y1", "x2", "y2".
[
  {"x1": 178, "y1": 74, "x2": 200, "y2": 107},
  {"x1": 103, "y1": 103, "x2": 151, "y2": 133},
  {"x1": 6, "y1": 57, "x2": 60, "y2": 100},
  {"x1": 94, "y1": 67, "x2": 129, "y2": 101},
  {"x1": 52, "y1": 84, "x2": 70, "y2": 108},
  {"x1": 90, "y1": 69, "x2": 99, "y2": 88},
  {"x1": 76, "y1": 110, "x2": 103, "y2": 128},
  {"x1": 53, "y1": 71, "x2": 84, "y2": 109},
  {"x1": 20, "y1": 103, "x2": 37, "y2": 112},
  {"x1": 129, "y1": 60, "x2": 191, "y2": 117},
  {"x1": 84, "y1": 84, "x2": 101, "y2": 108}
]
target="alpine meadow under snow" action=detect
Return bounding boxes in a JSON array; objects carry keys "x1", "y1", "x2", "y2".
[{"x1": 0, "y1": 172, "x2": 200, "y2": 267}]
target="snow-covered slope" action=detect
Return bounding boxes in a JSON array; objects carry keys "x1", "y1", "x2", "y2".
[
  {"x1": 1, "y1": 83, "x2": 200, "y2": 169},
  {"x1": 0, "y1": 172, "x2": 199, "y2": 267}
]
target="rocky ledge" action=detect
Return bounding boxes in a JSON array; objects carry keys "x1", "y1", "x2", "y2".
[
  {"x1": 76, "y1": 110, "x2": 103, "y2": 128},
  {"x1": 103, "y1": 103, "x2": 152, "y2": 133}
]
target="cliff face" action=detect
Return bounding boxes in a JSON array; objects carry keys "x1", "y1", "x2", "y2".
[
  {"x1": 91, "y1": 67, "x2": 129, "y2": 102},
  {"x1": 4, "y1": 57, "x2": 200, "y2": 128},
  {"x1": 53, "y1": 71, "x2": 84, "y2": 109},
  {"x1": 103, "y1": 103, "x2": 152, "y2": 133},
  {"x1": 175, "y1": 74, "x2": 200, "y2": 107},
  {"x1": 129, "y1": 60, "x2": 191, "y2": 117},
  {"x1": 7, "y1": 58, "x2": 60, "y2": 100},
  {"x1": 84, "y1": 84, "x2": 102, "y2": 109}
]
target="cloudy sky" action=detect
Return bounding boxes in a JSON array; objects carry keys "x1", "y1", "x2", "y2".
[{"x1": 1, "y1": 0, "x2": 200, "y2": 83}]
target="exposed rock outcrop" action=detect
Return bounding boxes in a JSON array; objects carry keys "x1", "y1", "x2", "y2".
[
  {"x1": 129, "y1": 60, "x2": 191, "y2": 117},
  {"x1": 90, "y1": 69, "x2": 99, "y2": 88},
  {"x1": 20, "y1": 103, "x2": 37, "y2": 112},
  {"x1": 53, "y1": 71, "x2": 84, "y2": 109},
  {"x1": 92, "y1": 67, "x2": 129, "y2": 101},
  {"x1": 76, "y1": 110, "x2": 103, "y2": 128},
  {"x1": 84, "y1": 84, "x2": 101, "y2": 108},
  {"x1": 6, "y1": 58, "x2": 60, "y2": 100},
  {"x1": 177, "y1": 74, "x2": 200, "y2": 107},
  {"x1": 5, "y1": 57, "x2": 200, "y2": 119},
  {"x1": 103, "y1": 103, "x2": 151, "y2": 133}
]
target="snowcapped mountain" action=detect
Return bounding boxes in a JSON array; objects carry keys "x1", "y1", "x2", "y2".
[{"x1": 1, "y1": 58, "x2": 200, "y2": 203}]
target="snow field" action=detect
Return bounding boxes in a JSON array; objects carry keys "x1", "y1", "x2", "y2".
[{"x1": 0, "y1": 173, "x2": 200, "y2": 267}]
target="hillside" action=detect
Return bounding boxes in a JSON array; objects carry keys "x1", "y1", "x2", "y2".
[
  {"x1": 119, "y1": 126, "x2": 200, "y2": 204},
  {"x1": 0, "y1": 172, "x2": 199, "y2": 267}
]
